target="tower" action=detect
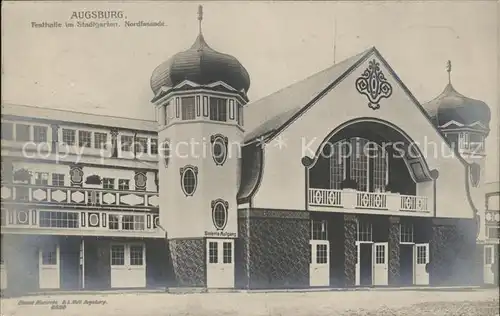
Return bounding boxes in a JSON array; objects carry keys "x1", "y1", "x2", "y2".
[
  {"x1": 150, "y1": 6, "x2": 250, "y2": 288},
  {"x1": 423, "y1": 60, "x2": 491, "y2": 188}
]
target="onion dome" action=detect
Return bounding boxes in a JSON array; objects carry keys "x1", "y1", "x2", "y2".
[
  {"x1": 423, "y1": 61, "x2": 491, "y2": 128},
  {"x1": 150, "y1": 6, "x2": 250, "y2": 95}
]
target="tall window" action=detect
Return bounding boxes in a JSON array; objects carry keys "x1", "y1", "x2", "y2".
[
  {"x1": 78, "y1": 130, "x2": 92, "y2": 147},
  {"x1": 94, "y1": 132, "x2": 107, "y2": 149},
  {"x1": 16, "y1": 124, "x2": 30, "y2": 141},
  {"x1": 62, "y1": 129, "x2": 76, "y2": 146},
  {"x1": 33, "y1": 126, "x2": 47, "y2": 143},
  {"x1": 52, "y1": 173, "x2": 65, "y2": 186},
  {"x1": 118, "y1": 179, "x2": 129, "y2": 190},
  {"x1": 130, "y1": 245, "x2": 144, "y2": 265},
  {"x1": 350, "y1": 138, "x2": 369, "y2": 191},
  {"x1": 372, "y1": 144, "x2": 388, "y2": 192},
  {"x1": 237, "y1": 103, "x2": 243, "y2": 126},
  {"x1": 35, "y1": 172, "x2": 49, "y2": 185},
  {"x1": 1, "y1": 122, "x2": 13, "y2": 140},
  {"x1": 311, "y1": 220, "x2": 327, "y2": 240},
  {"x1": 329, "y1": 141, "x2": 347, "y2": 189},
  {"x1": 400, "y1": 223, "x2": 414, "y2": 243},
  {"x1": 181, "y1": 97, "x2": 196, "y2": 120},
  {"x1": 210, "y1": 97, "x2": 227, "y2": 122},
  {"x1": 121, "y1": 136, "x2": 133, "y2": 152},
  {"x1": 111, "y1": 245, "x2": 125, "y2": 265},
  {"x1": 150, "y1": 139, "x2": 158, "y2": 155},
  {"x1": 135, "y1": 137, "x2": 148, "y2": 154},
  {"x1": 103, "y1": 178, "x2": 115, "y2": 189},
  {"x1": 357, "y1": 220, "x2": 373, "y2": 242}
]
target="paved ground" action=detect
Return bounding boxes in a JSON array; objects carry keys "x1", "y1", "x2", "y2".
[{"x1": 1, "y1": 288, "x2": 498, "y2": 316}]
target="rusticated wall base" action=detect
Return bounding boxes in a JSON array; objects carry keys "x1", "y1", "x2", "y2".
[
  {"x1": 169, "y1": 238, "x2": 205, "y2": 287},
  {"x1": 237, "y1": 209, "x2": 310, "y2": 289},
  {"x1": 344, "y1": 214, "x2": 357, "y2": 287}
]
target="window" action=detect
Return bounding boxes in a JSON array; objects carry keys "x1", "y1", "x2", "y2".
[
  {"x1": 372, "y1": 143, "x2": 388, "y2": 192},
  {"x1": 329, "y1": 141, "x2": 347, "y2": 189},
  {"x1": 180, "y1": 166, "x2": 197, "y2": 196},
  {"x1": 39, "y1": 211, "x2": 79, "y2": 228},
  {"x1": 375, "y1": 245, "x2": 385, "y2": 264},
  {"x1": 41, "y1": 245, "x2": 57, "y2": 265},
  {"x1": 316, "y1": 244, "x2": 328, "y2": 264},
  {"x1": 416, "y1": 246, "x2": 427, "y2": 264},
  {"x1": 237, "y1": 103, "x2": 243, "y2": 126},
  {"x1": 118, "y1": 179, "x2": 130, "y2": 190},
  {"x1": 16, "y1": 187, "x2": 30, "y2": 201},
  {"x1": 135, "y1": 137, "x2": 148, "y2": 154},
  {"x1": 400, "y1": 223, "x2": 414, "y2": 243},
  {"x1": 150, "y1": 139, "x2": 158, "y2": 155},
  {"x1": 311, "y1": 220, "x2": 327, "y2": 240},
  {"x1": 52, "y1": 173, "x2": 65, "y2": 187},
  {"x1": 486, "y1": 226, "x2": 499, "y2": 239},
  {"x1": 33, "y1": 125, "x2": 47, "y2": 143},
  {"x1": 212, "y1": 201, "x2": 228, "y2": 230},
  {"x1": 35, "y1": 172, "x2": 49, "y2": 185},
  {"x1": 94, "y1": 132, "x2": 107, "y2": 149},
  {"x1": 446, "y1": 133, "x2": 459, "y2": 150},
  {"x1": 16, "y1": 124, "x2": 30, "y2": 141},
  {"x1": 111, "y1": 245, "x2": 125, "y2": 265},
  {"x1": 484, "y1": 247, "x2": 493, "y2": 265},
  {"x1": 223, "y1": 242, "x2": 232, "y2": 263},
  {"x1": 121, "y1": 215, "x2": 145, "y2": 231},
  {"x1": 1, "y1": 122, "x2": 13, "y2": 140},
  {"x1": 62, "y1": 129, "x2": 76, "y2": 146},
  {"x1": 181, "y1": 96, "x2": 196, "y2": 120},
  {"x1": 109, "y1": 214, "x2": 119, "y2": 230},
  {"x1": 87, "y1": 191, "x2": 100, "y2": 205},
  {"x1": 130, "y1": 245, "x2": 144, "y2": 265},
  {"x1": 209, "y1": 242, "x2": 218, "y2": 263},
  {"x1": 351, "y1": 138, "x2": 369, "y2": 192},
  {"x1": 161, "y1": 139, "x2": 170, "y2": 167},
  {"x1": 121, "y1": 135, "x2": 133, "y2": 151},
  {"x1": 211, "y1": 135, "x2": 228, "y2": 166},
  {"x1": 78, "y1": 130, "x2": 91, "y2": 147},
  {"x1": 103, "y1": 178, "x2": 115, "y2": 189},
  {"x1": 209, "y1": 97, "x2": 227, "y2": 122},
  {"x1": 357, "y1": 220, "x2": 373, "y2": 242}
]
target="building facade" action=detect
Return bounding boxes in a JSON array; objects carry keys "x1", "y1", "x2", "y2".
[{"x1": 1, "y1": 7, "x2": 497, "y2": 293}]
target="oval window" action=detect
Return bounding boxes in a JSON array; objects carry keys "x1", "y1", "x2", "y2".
[
  {"x1": 180, "y1": 166, "x2": 197, "y2": 196},
  {"x1": 212, "y1": 200, "x2": 228, "y2": 230},
  {"x1": 211, "y1": 135, "x2": 228, "y2": 166}
]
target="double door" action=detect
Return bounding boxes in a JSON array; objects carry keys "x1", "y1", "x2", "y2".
[
  {"x1": 206, "y1": 239, "x2": 234, "y2": 288},
  {"x1": 309, "y1": 240, "x2": 330, "y2": 287},
  {"x1": 355, "y1": 242, "x2": 388, "y2": 286},
  {"x1": 110, "y1": 243, "x2": 146, "y2": 288}
]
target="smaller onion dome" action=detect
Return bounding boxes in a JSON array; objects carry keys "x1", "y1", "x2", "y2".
[
  {"x1": 150, "y1": 6, "x2": 250, "y2": 95},
  {"x1": 423, "y1": 61, "x2": 491, "y2": 128}
]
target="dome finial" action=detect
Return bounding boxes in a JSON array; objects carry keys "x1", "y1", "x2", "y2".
[
  {"x1": 446, "y1": 60, "x2": 452, "y2": 84},
  {"x1": 197, "y1": 5, "x2": 203, "y2": 34}
]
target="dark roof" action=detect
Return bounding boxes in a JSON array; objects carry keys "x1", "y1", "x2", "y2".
[
  {"x1": 243, "y1": 47, "x2": 372, "y2": 143},
  {"x1": 422, "y1": 83, "x2": 491, "y2": 128},
  {"x1": 150, "y1": 33, "x2": 250, "y2": 95}
]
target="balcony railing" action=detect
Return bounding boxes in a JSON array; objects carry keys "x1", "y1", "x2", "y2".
[
  {"x1": 308, "y1": 188, "x2": 429, "y2": 213},
  {"x1": 0, "y1": 183, "x2": 159, "y2": 209}
]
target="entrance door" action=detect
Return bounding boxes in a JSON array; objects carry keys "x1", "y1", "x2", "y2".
[
  {"x1": 414, "y1": 243, "x2": 429, "y2": 285},
  {"x1": 309, "y1": 240, "x2": 329, "y2": 287},
  {"x1": 39, "y1": 244, "x2": 60, "y2": 289},
  {"x1": 372, "y1": 242, "x2": 388, "y2": 286},
  {"x1": 484, "y1": 245, "x2": 495, "y2": 284},
  {"x1": 110, "y1": 243, "x2": 146, "y2": 288},
  {"x1": 206, "y1": 239, "x2": 234, "y2": 288}
]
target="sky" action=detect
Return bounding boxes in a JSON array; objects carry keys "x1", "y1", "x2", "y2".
[{"x1": 1, "y1": 1, "x2": 498, "y2": 182}]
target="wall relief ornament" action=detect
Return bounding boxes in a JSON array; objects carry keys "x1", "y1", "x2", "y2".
[{"x1": 355, "y1": 59, "x2": 393, "y2": 110}]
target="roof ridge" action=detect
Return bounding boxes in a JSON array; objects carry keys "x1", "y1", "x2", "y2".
[{"x1": 1, "y1": 103, "x2": 156, "y2": 123}]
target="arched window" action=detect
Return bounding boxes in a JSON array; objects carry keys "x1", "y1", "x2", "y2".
[{"x1": 328, "y1": 137, "x2": 388, "y2": 192}]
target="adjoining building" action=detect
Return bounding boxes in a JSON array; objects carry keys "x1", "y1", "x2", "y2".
[{"x1": 1, "y1": 7, "x2": 497, "y2": 292}]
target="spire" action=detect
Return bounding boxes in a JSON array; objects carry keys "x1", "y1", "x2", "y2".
[
  {"x1": 198, "y1": 5, "x2": 203, "y2": 35},
  {"x1": 446, "y1": 60, "x2": 452, "y2": 84}
]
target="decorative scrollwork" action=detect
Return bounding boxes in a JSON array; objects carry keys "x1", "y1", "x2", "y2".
[{"x1": 355, "y1": 59, "x2": 393, "y2": 110}]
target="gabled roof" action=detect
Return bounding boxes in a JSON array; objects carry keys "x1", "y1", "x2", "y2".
[{"x1": 243, "y1": 47, "x2": 373, "y2": 143}]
